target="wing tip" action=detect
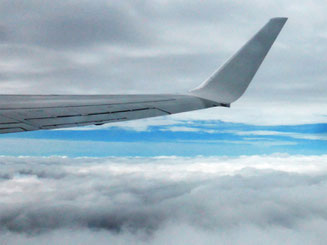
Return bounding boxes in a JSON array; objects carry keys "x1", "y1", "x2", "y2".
[
  {"x1": 269, "y1": 17, "x2": 288, "y2": 24},
  {"x1": 189, "y1": 18, "x2": 287, "y2": 104}
]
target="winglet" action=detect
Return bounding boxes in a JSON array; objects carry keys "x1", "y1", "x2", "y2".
[{"x1": 190, "y1": 17, "x2": 287, "y2": 104}]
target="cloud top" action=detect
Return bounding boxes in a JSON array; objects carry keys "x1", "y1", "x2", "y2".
[{"x1": 1, "y1": 155, "x2": 327, "y2": 244}]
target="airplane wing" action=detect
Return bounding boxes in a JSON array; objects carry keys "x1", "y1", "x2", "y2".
[
  {"x1": 0, "y1": 94, "x2": 220, "y2": 133},
  {"x1": 0, "y1": 18, "x2": 287, "y2": 134}
]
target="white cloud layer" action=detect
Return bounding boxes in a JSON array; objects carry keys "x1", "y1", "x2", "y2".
[
  {"x1": 1, "y1": 155, "x2": 327, "y2": 244},
  {"x1": 235, "y1": 130, "x2": 327, "y2": 141}
]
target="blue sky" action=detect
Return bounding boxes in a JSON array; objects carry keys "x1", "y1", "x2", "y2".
[{"x1": 0, "y1": 119, "x2": 326, "y2": 157}]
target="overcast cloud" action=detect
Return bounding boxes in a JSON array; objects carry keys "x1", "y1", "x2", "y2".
[
  {"x1": 0, "y1": 155, "x2": 327, "y2": 244},
  {"x1": 1, "y1": 0, "x2": 327, "y2": 125}
]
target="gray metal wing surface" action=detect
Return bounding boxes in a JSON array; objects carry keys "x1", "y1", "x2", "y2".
[
  {"x1": 0, "y1": 18, "x2": 287, "y2": 134},
  {"x1": 0, "y1": 94, "x2": 219, "y2": 133}
]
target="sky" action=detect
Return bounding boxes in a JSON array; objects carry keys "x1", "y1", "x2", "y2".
[{"x1": 0, "y1": 0, "x2": 327, "y2": 244}]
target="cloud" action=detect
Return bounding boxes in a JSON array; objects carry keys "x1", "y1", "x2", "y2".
[
  {"x1": 0, "y1": 0, "x2": 327, "y2": 127},
  {"x1": 235, "y1": 130, "x2": 327, "y2": 141},
  {"x1": 1, "y1": 155, "x2": 327, "y2": 244},
  {"x1": 160, "y1": 126, "x2": 210, "y2": 132},
  {"x1": 0, "y1": 0, "x2": 154, "y2": 49}
]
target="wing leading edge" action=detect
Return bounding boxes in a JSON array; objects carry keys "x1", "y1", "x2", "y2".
[{"x1": 0, "y1": 18, "x2": 287, "y2": 134}]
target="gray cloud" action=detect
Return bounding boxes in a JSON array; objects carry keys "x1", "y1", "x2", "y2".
[
  {"x1": 0, "y1": 1, "x2": 327, "y2": 124},
  {"x1": 1, "y1": 155, "x2": 327, "y2": 244},
  {"x1": 0, "y1": 0, "x2": 154, "y2": 49}
]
